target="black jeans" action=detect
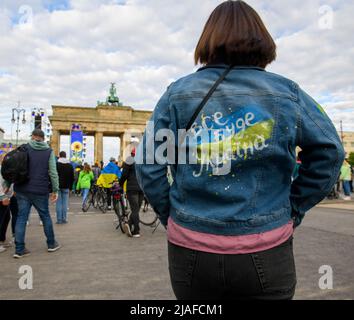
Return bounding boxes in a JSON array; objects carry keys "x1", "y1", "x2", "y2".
[
  {"x1": 127, "y1": 191, "x2": 144, "y2": 235},
  {"x1": 106, "y1": 188, "x2": 112, "y2": 207},
  {"x1": 168, "y1": 236, "x2": 296, "y2": 300},
  {"x1": 0, "y1": 196, "x2": 19, "y2": 241}
]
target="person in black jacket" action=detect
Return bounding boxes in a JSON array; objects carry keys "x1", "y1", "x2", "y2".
[
  {"x1": 119, "y1": 150, "x2": 144, "y2": 238},
  {"x1": 56, "y1": 151, "x2": 74, "y2": 224}
]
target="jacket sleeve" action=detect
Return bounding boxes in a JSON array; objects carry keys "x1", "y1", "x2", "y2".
[
  {"x1": 48, "y1": 151, "x2": 59, "y2": 193},
  {"x1": 70, "y1": 165, "x2": 75, "y2": 190},
  {"x1": 135, "y1": 89, "x2": 172, "y2": 226},
  {"x1": 290, "y1": 88, "x2": 345, "y2": 226},
  {"x1": 76, "y1": 172, "x2": 82, "y2": 190},
  {"x1": 339, "y1": 166, "x2": 344, "y2": 180},
  {"x1": 119, "y1": 162, "x2": 130, "y2": 188}
]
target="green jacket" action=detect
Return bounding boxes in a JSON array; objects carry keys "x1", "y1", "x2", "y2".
[
  {"x1": 340, "y1": 162, "x2": 352, "y2": 181},
  {"x1": 77, "y1": 170, "x2": 94, "y2": 190},
  {"x1": 29, "y1": 140, "x2": 59, "y2": 193}
]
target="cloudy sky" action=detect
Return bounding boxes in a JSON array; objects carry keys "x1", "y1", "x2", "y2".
[{"x1": 0, "y1": 0, "x2": 353, "y2": 162}]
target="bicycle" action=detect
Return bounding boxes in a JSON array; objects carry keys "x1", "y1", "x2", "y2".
[
  {"x1": 112, "y1": 183, "x2": 159, "y2": 233},
  {"x1": 82, "y1": 184, "x2": 99, "y2": 212},
  {"x1": 112, "y1": 182, "x2": 129, "y2": 233},
  {"x1": 84, "y1": 184, "x2": 109, "y2": 214},
  {"x1": 96, "y1": 186, "x2": 108, "y2": 213},
  {"x1": 139, "y1": 204, "x2": 158, "y2": 227}
]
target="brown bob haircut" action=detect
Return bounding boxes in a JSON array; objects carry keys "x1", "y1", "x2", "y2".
[{"x1": 195, "y1": 0, "x2": 276, "y2": 68}]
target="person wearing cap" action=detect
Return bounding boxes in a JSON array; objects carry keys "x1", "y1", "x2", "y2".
[
  {"x1": 96, "y1": 157, "x2": 122, "y2": 210},
  {"x1": 11, "y1": 129, "x2": 61, "y2": 258}
]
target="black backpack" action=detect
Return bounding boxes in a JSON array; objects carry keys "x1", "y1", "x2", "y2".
[{"x1": 1, "y1": 144, "x2": 29, "y2": 185}]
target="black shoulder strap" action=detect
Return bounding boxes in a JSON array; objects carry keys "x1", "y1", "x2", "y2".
[
  {"x1": 185, "y1": 65, "x2": 233, "y2": 131},
  {"x1": 18, "y1": 143, "x2": 29, "y2": 152}
]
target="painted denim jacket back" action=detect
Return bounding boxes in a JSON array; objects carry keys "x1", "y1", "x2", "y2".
[{"x1": 136, "y1": 65, "x2": 345, "y2": 236}]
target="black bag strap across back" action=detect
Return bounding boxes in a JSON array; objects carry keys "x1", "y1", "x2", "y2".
[{"x1": 185, "y1": 65, "x2": 234, "y2": 132}]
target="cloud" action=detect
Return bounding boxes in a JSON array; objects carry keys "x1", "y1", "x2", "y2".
[{"x1": 0, "y1": 0, "x2": 353, "y2": 163}]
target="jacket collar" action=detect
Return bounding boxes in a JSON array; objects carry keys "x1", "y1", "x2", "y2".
[
  {"x1": 58, "y1": 157, "x2": 70, "y2": 164},
  {"x1": 197, "y1": 64, "x2": 265, "y2": 72}
]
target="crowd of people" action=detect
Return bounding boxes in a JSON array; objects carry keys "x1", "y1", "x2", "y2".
[{"x1": 0, "y1": 129, "x2": 144, "y2": 257}]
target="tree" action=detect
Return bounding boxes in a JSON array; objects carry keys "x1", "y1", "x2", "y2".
[{"x1": 348, "y1": 152, "x2": 354, "y2": 167}]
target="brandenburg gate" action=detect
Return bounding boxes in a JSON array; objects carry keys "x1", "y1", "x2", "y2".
[{"x1": 49, "y1": 84, "x2": 152, "y2": 162}]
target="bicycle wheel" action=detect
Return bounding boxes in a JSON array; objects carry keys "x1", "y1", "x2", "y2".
[
  {"x1": 82, "y1": 191, "x2": 93, "y2": 212},
  {"x1": 113, "y1": 198, "x2": 126, "y2": 233},
  {"x1": 97, "y1": 189, "x2": 108, "y2": 213},
  {"x1": 93, "y1": 193, "x2": 99, "y2": 209},
  {"x1": 139, "y1": 208, "x2": 158, "y2": 226},
  {"x1": 92, "y1": 189, "x2": 99, "y2": 209}
]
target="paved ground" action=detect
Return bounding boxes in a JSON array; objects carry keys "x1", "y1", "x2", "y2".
[{"x1": 0, "y1": 196, "x2": 353, "y2": 300}]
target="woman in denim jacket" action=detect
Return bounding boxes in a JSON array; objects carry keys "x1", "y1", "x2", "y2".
[{"x1": 136, "y1": 0, "x2": 345, "y2": 300}]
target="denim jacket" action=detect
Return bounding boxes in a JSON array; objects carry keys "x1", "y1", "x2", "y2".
[{"x1": 135, "y1": 65, "x2": 345, "y2": 236}]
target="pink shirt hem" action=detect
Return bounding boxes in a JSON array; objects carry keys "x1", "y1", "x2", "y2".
[{"x1": 167, "y1": 217, "x2": 294, "y2": 255}]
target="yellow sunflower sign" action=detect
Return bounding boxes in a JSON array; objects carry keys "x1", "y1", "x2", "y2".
[{"x1": 70, "y1": 125, "x2": 84, "y2": 165}]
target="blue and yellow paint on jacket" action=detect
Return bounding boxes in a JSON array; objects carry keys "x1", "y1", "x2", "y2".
[{"x1": 191, "y1": 105, "x2": 275, "y2": 163}]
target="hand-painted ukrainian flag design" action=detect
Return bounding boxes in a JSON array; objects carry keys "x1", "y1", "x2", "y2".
[
  {"x1": 190, "y1": 105, "x2": 275, "y2": 163},
  {"x1": 96, "y1": 162, "x2": 122, "y2": 188}
]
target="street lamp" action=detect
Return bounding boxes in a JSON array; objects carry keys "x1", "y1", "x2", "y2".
[
  {"x1": 31, "y1": 107, "x2": 45, "y2": 130},
  {"x1": 11, "y1": 102, "x2": 26, "y2": 147}
]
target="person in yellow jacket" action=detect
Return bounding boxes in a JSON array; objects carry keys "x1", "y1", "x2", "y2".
[
  {"x1": 96, "y1": 158, "x2": 122, "y2": 210},
  {"x1": 76, "y1": 163, "x2": 94, "y2": 205}
]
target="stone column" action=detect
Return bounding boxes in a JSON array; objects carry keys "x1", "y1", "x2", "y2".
[
  {"x1": 119, "y1": 133, "x2": 126, "y2": 161},
  {"x1": 94, "y1": 131, "x2": 104, "y2": 164},
  {"x1": 51, "y1": 130, "x2": 60, "y2": 157}
]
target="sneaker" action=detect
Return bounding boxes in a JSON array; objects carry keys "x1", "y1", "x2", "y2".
[
  {"x1": 0, "y1": 246, "x2": 7, "y2": 253},
  {"x1": 48, "y1": 242, "x2": 61, "y2": 252},
  {"x1": 0, "y1": 240, "x2": 13, "y2": 248},
  {"x1": 40, "y1": 221, "x2": 43, "y2": 226},
  {"x1": 13, "y1": 248, "x2": 31, "y2": 259},
  {"x1": 343, "y1": 196, "x2": 351, "y2": 201},
  {"x1": 132, "y1": 233, "x2": 141, "y2": 238},
  {"x1": 123, "y1": 223, "x2": 132, "y2": 237},
  {"x1": 108, "y1": 206, "x2": 112, "y2": 210}
]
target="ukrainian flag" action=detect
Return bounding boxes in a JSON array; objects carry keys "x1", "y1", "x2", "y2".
[{"x1": 96, "y1": 162, "x2": 122, "y2": 188}]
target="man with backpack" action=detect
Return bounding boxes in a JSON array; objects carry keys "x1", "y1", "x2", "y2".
[{"x1": 1, "y1": 129, "x2": 61, "y2": 258}]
